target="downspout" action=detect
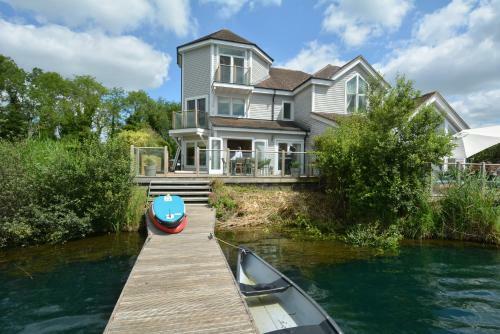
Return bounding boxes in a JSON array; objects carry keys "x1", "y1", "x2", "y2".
[{"x1": 271, "y1": 89, "x2": 276, "y2": 121}]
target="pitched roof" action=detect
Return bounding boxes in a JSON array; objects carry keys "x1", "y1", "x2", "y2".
[
  {"x1": 255, "y1": 67, "x2": 312, "y2": 91},
  {"x1": 415, "y1": 91, "x2": 438, "y2": 107},
  {"x1": 177, "y1": 29, "x2": 273, "y2": 61},
  {"x1": 313, "y1": 64, "x2": 341, "y2": 79},
  {"x1": 210, "y1": 116, "x2": 307, "y2": 132},
  {"x1": 312, "y1": 112, "x2": 350, "y2": 124}
]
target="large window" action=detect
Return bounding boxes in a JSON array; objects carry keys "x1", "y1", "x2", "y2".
[
  {"x1": 217, "y1": 97, "x2": 245, "y2": 117},
  {"x1": 282, "y1": 102, "x2": 293, "y2": 120},
  {"x1": 346, "y1": 75, "x2": 367, "y2": 113},
  {"x1": 185, "y1": 141, "x2": 206, "y2": 167},
  {"x1": 219, "y1": 47, "x2": 246, "y2": 84},
  {"x1": 185, "y1": 97, "x2": 206, "y2": 127}
]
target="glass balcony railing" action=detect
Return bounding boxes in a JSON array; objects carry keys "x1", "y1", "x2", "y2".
[
  {"x1": 214, "y1": 65, "x2": 251, "y2": 85},
  {"x1": 172, "y1": 109, "x2": 208, "y2": 129}
]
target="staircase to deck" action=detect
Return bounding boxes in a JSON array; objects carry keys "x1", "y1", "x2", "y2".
[{"x1": 147, "y1": 179, "x2": 212, "y2": 204}]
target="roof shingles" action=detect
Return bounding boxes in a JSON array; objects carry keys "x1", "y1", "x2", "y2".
[
  {"x1": 210, "y1": 116, "x2": 306, "y2": 132},
  {"x1": 255, "y1": 68, "x2": 312, "y2": 91}
]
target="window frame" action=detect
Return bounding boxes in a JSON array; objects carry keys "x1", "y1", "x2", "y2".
[
  {"x1": 216, "y1": 96, "x2": 247, "y2": 118},
  {"x1": 219, "y1": 47, "x2": 246, "y2": 84},
  {"x1": 282, "y1": 101, "x2": 294, "y2": 121},
  {"x1": 345, "y1": 74, "x2": 368, "y2": 113}
]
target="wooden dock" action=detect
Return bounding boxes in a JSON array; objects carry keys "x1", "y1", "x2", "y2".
[{"x1": 104, "y1": 205, "x2": 256, "y2": 333}]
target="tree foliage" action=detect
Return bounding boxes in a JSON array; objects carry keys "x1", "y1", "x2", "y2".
[
  {"x1": 0, "y1": 54, "x2": 180, "y2": 143},
  {"x1": 315, "y1": 76, "x2": 453, "y2": 226}
]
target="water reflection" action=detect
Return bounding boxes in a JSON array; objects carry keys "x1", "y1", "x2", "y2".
[
  {"x1": 218, "y1": 228, "x2": 500, "y2": 334},
  {"x1": 0, "y1": 233, "x2": 145, "y2": 333}
]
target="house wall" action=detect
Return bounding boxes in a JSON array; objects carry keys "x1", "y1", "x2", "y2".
[
  {"x1": 251, "y1": 52, "x2": 269, "y2": 84},
  {"x1": 183, "y1": 45, "x2": 211, "y2": 107},
  {"x1": 307, "y1": 118, "x2": 332, "y2": 150},
  {"x1": 247, "y1": 93, "x2": 272, "y2": 119},
  {"x1": 294, "y1": 86, "x2": 313, "y2": 129},
  {"x1": 314, "y1": 64, "x2": 372, "y2": 114}
]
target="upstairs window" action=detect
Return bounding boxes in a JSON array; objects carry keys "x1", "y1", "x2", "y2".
[
  {"x1": 282, "y1": 102, "x2": 293, "y2": 120},
  {"x1": 346, "y1": 75, "x2": 368, "y2": 113},
  {"x1": 218, "y1": 47, "x2": 246, "y2": 85},
  {"x1": 217, "y1": 97, "x2": 245, "y2": 117}
]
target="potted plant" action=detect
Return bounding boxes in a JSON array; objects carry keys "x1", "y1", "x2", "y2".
[
  {"x1": 290, "y1": 160, "x2": 301, "y2": 177},
  {"x1": 144, "y1": 157, "x2": 157, "y2": 176}
]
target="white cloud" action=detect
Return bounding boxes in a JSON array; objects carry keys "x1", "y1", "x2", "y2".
[
  {"x1": 278, "y1": 40, "x2": 344, "y2": 73},
  {"x1": 0, "y1": 19, "x2": 170, "y2": 90},
  {"x1": 1, "y1": 0, "x2": 195, "y2": 36},
  {"x1": 414, "y1": 0, "x2": 474, "y2": 44},
  {"x1": 450, "y1": 89, "x2": 500, "y2": 127},
  {"x1": 200, "y1": 0, "x2": 281, "y2": 18},
  {"x1": 322, "y1": 0, "x2": 413, "y2": 46},
  {"x1": 379, "y1": 0, "x2": 500, "y2": 127}
]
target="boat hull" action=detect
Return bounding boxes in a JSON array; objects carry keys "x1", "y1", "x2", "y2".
[
  {"x1": 148, "y1": 208, "x2": 187, "y2": 234},
  {"x1": 236, "y1": 247, "x2": 343, "y2": 334}
]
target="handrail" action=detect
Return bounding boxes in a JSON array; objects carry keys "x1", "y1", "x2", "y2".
[
  {"x1": 214, "y1": 65, "x2": 251, "y2": 85},
  {"x1": 172, "y1": 109, "x2": 207, "y2": 129}
]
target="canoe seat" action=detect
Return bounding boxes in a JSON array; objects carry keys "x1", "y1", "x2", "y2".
[
  {"x1": 265, "y1": 320, "x2": 338, "y2": 334},
  {"x1": 239, "y1": 278, "x2": 290, "y2": 297}
]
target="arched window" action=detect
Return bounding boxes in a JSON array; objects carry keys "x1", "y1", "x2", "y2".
[{"x1": 346, "y1": 75, "x2": 367, "y2": 113}]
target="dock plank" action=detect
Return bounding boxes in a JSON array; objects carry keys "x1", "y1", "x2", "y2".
[{"x1": 104, "y1": 205, "x2": 256, "y2": 334}]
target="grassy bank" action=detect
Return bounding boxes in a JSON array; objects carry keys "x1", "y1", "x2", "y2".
[
  {"x1": 0, "y1": 139, "x2": 146, "y2": 248},
  {"x1": 210, "y1": 181, "x2": 499, "y2": 249}
]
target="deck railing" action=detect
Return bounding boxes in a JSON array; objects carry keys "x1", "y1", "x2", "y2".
[
  {"x1": 214, "y1": 65, "x2": 251, "y2": 85},
  {"x1": 196, "y1": 148, "x2": 319, "y2": 177},
  {"x1": 172, "y1": 109, "x2": 207, "y2": 129},
  {"x1": 431, "y1": 162, "x2": 500, "y2": 195},
  {"x1": 131, "y1": 146, "x2": 169, "y2": 176}
]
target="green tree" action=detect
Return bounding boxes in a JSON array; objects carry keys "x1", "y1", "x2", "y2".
[
  {"x1": 0, "y1": 55, "x2": 29, "y2": 139},
  {"x1": 315, "y1": 76, "x2": 453, "y2": 225}
]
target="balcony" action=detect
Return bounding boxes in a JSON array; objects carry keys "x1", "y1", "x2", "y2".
[
  {"x1": 213, "y1": 65, "x2": 253, "y2": 94},
  {"x1": 172, "y1": 109, "x2": 208, "y2": 130}
]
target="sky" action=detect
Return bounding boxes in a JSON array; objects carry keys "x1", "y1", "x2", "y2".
[{"x1": 0, "y1": 0, "x2": 499, "y2": 127}]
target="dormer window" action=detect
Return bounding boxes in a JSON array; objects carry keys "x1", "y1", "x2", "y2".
[
  {"x1": 346, "y1": 75, "x2": 367, "y2": 113},
  {"x1": 217, "y1": 47, "x2": 247, "y2": 85}
]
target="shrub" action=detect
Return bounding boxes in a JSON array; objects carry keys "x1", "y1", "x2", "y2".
[
  {"x1": 344, "y1": 222, "x2": 402, "y2": 249},
  {"x1": 0, "y1": 138, "x2": 134, "y2": 248},
  {"x1": 209, "y1": 179, "x2": 237, "y2": 220},
  {"x1": 435, "y1": 174, "x2": 500, "y2": 243},
  {"x1": 124, "y1": 187, "x2": 147, "y2": 232}
]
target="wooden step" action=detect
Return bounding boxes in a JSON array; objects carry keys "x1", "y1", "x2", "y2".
[
  {"x1": 149, "y1": 180, "x2": 211, "y2": 185},
  {"x1": 149, "y1": 191, "x2": 211, "y2": 196},
  {"x1": 149, "y1": 185, "x2": 211, "y2": 190}
]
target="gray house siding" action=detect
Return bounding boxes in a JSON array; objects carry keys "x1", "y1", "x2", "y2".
[
  {"x1": 307, "y1": 118, "x2": 330, "y2": 150},
  {"x1": 183, "y1": 45, "x2": 211, "y2": 108},
  {"x1": 294, "y1": 86, "x2": 312, "y2": 129},
  {"x1": 248, "y1": 93, "x2": 272, "y2": 119},
  {"x1": 251, "y1": 53, "x2": 269, "y2": 84},
  {"x1": 314, "y1": 65, "x2": 372, "y2": 114}
]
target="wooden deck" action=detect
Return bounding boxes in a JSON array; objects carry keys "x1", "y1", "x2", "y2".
[{"x1": 104, "y1": 205, "x2": 257, "y2": 334}]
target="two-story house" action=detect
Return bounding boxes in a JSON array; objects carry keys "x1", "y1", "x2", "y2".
[{"x1": 169, "y1": 29, "x2": 469, "y2": 174}]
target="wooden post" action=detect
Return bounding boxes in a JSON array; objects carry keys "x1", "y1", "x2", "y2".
[
  {"x1": 281, "y1": 150, "x2": 285, "y2": 177},
  {"x1": 130, "y1": 145, "x2": 135, "y2": 175},
  {"x1": 164, "y1": 146, "x2": 169, "y2": 176},
  {"x1": 226, "y1": 149, "x2": 230, "y2": 176},
  {"x1": 195, "y1": 147, "x2": 200, "y2": 176},
  {"x1": 481, "y1": 161, "x2": 486, "y2": 190},
  {"x1": 254, "y1": 150, "x2": 258, "y2": 177},
  {"x1": 456, "y1": 161, "x2": 461, "y2": 184}
]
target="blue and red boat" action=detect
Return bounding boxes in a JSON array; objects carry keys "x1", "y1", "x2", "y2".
[{"x1": 148, "y1": 195, "x2": 187, "y2": 234}]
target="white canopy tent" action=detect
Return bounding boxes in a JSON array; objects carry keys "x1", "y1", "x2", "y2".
[{"x1": 452, "y1": 125, "x2": 500, "y2": 161}]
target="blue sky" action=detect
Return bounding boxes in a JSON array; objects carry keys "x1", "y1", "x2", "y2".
[{"x1": 0, "y1": 0, "x2": 499, "y2": 127}]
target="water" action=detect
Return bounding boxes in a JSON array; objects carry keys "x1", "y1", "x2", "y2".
[
  {"x1": 0, "y1": 233, "x2": 145, "y2": 334},
  {"x1": 218, "y1": 229, "x2": 500, "y2": 334}
]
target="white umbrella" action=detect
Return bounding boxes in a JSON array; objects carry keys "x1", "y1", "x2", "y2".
[{"x1": 452, "y1": 125, "x2": 500, "y2": 160}]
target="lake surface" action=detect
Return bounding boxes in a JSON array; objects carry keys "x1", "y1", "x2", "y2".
[
  {"x1": 0, "y1": 233, "x2": 145, "y2": 334},
  {"x1": 218, "y1": 229, "x2": 500, "y2": 334}
]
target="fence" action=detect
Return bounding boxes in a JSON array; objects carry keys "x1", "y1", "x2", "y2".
[
  {"x1": 431, "y1": 162, "x2": 500, "y2": 194},
  {"x1": 196, "y1": 148, "x2": 319, "y2": 177},
  {"x1": 131, "y1": 146, "x2": 169, "y2": 176}
]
